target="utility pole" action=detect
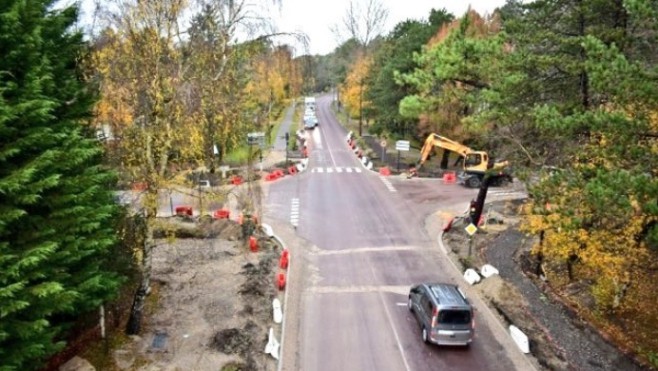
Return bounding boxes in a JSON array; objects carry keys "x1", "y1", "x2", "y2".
[{"x1": 470, "y1": 159, "x2": 495, "y2": 226}]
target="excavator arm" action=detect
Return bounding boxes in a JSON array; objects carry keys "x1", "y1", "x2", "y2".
[{"x1": 417, "y1": 134, "x2": 474, "y2": 168}]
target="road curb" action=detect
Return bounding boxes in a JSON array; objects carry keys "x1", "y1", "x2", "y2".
[{"x1": 435, "y1": 208, "x2": 540, "y2": 371}]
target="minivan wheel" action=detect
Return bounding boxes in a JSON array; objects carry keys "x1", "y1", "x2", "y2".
[
  {"x1": 421, "y1": 327, "x2": 429, "y2": 344},
  {"x1": 407, "y1": 297, "x2": 413, "y2": 312}
]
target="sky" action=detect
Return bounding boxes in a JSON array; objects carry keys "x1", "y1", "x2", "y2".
[
  {"x1": 74, "y1": 0, "x2": 508, "y2": 56},
  {"x1": 271, "y1": 0, "x2": 508, "y2": 55}
]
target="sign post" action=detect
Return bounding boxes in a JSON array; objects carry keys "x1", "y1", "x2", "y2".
[
  {"x1": 380, "y1": 139, "x2": 387, "y2": 162},
  {"x1": 395, "y1": 140, "x2": 410, "y2": 172},
  {"x1": 247, "y1": 132, "x2": 265, "y2": 172},
  {"x1": 465, "y1": 223, "x2": 477, "y2": 256}
]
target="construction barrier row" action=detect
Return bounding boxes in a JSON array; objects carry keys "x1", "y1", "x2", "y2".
[
  {"x1": 262, "y1": 222, "x2": 289, "y2": 361},
  {"x1": 346, "y1": 131, "x2": 384, "y2": 174}
]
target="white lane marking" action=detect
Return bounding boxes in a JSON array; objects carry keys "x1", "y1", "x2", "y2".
[
  {"x1": 309, "y1": 167, "x2": 367, "y2": 174},
  {"x1": 396, "y1": 303, "x2": 407, "y2": 306},
  {"x1": 315, "y1": 245, "x2": 425, "y2": 255},
  {"x1": 307, "y1": 285, "x2": 410, "y2": 295},
  {"x1": 290, "y1": 198, "x2": 300, "y2": 227},
  {"x1": 367, "y1": 261, "x2": 412, "y2": 371},
  {"x1": 312, "y1": 127, "x2": 323, "y2": 150},
  {"x1": 379, "y1": 176, "x2": 397, "y2": 192}
]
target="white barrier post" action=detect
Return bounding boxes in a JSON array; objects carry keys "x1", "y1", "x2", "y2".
[{"x1": 509, "y1": 325, "x2": 530, "y2": 353}]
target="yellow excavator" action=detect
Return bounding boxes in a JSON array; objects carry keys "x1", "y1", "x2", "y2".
[{"x1": 416, "y1": 133, "x2": 511, "y2": 188}]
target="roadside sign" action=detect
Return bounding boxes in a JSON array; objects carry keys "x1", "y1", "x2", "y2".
[
  {"x1": 247, "y1": 132, "x2": 265, "y2": 146},
  {"x1": 395, "y1": 140, "x2": 410, "y2": 151},
  {"x1": 465, "y1": 223, "x2": 478, "y2": 236},
  {"x1": 380, "y1": 139, "x2": 387, "y2": 148}
]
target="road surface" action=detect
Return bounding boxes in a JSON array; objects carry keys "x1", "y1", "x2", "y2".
[{"x1": 264, "y1": 95, "x2": 533, "y2": 371}]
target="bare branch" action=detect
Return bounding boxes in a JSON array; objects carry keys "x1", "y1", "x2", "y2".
[{"x1": 334, "y1": 0, "x2": 389, "y2": 49}]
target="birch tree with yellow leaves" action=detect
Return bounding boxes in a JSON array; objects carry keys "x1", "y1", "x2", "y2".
[{"x1": 340, "y1": 53, "x2": 372, "y2": 135}]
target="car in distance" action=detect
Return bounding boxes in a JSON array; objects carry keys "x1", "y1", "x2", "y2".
[
  {"x1": 408, "y1": 283, "x2": 474, "y2": 347},
  {"x1": 303, "y1": 115, "x2": 318, "y2": 129}
]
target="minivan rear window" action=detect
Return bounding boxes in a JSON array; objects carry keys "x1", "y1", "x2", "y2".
[{"x1": 438, "y1": 310, "x2": 471, "y2": 325}]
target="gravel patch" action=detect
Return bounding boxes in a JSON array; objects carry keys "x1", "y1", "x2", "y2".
[{"x1": 484, "y1": 228, "x2": 645, "y2": 371}]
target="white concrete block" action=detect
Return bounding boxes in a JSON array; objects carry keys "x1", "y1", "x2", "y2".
[
  {"x1": 509, "y1": 325, "x2": 530, "y2": 353},
  {"x1": 272, "y1": 298, "x2": 283, "y2": 324},
  {"x1": 481, "y1": 264, "x2": 500, "y2": 278},
  {"x1": 260, "y1": 223, "x2": 274, "y2": 238},
  {"x1": 464, "y1": 268, "x2": 481, "y2": 285},
  {"x1": 264, "y1": 328, "x2": 280, "y2": 359}
]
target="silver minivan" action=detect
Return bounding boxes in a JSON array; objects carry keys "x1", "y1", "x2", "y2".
[{"x1": 408, "y1": 283, "x2": 474, "y2": 347}]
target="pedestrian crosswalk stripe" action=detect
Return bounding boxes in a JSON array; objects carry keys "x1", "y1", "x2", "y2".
[
  {"x1": 310, "y1": 167, "x2": 364, "y2": 173},
  {"x1": 291, "y1": 198, "x2": 300, "y2": 227},
  {"x1": 379, "y1": 176, "x2": 397, "y2": 193}
]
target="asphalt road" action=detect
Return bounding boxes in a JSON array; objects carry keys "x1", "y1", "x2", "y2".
[{"x1": 264, "y1": 95, "x2": 533, "y2": 371}]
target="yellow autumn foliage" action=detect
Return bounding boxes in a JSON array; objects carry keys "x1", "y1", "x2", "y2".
[{"x1": 340, "y1": 53, "x2": 372, "y2": 119}]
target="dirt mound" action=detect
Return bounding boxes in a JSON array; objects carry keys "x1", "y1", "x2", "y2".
[
  {"x1": 153, "y1": 217, "x2": 243, "y2": 240},
  {"x1": 211, "y1": 328, "x2": 253, "y2": 355}
]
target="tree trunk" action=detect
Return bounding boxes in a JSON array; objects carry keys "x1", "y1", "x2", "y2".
[
  {"x1": 440, "y1": 151, "x2": 450, "y2": 170},
  {"x1": 126, "y1": 207, "x2": 156, "y2": 335}
]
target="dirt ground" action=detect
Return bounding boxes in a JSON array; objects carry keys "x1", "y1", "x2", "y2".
[
  {"x1": 105, "y1": 217, "x2": 285, "y2": 371},
  {"x1": 443, "y1": 199, "x2": 647, "y2": 371}
]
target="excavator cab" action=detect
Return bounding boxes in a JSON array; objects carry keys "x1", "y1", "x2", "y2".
[{"x1": 464, "y1": 153, "x2": 486, "y2": 168}]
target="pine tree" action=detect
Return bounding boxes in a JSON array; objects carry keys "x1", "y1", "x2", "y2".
[
  {"x1": 366, "y1": 9, "x2": 454, "y2": 137},
  {"x1": 498, "y1": 0, "x2": 658, "y2": 314},
  {"x1": 0, "y1": 1, "x2": 122, "y2": 369}
]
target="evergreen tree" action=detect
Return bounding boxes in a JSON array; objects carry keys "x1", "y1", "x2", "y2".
[
  {"x1": 497, "y1": 0, "x2": 658, "y2": 331},
  {"x1": 0, "y1": 1, "x2": 122, "y2": 369},
  {"x1": 366, "y1": 9, "x2": 453, "y2": 137}
]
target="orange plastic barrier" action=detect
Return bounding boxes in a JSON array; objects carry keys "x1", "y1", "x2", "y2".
[
  {"x1": 379, "y1": 167, "x2": 391, "y2": 176},
  {"x1": 231, "y1": 176, "x2": 243, "y2": 185},
  {"x1": 279, "y1": 254, "x2": 289, "y2": 269},
  {"x1": 443, "y1": 217, "x2": 454, "y2": 232},
  {"x1": 213, "y1": 209, "x2": 230, "y2": 219},
  {"x1": 277, "y1": 273, "x2": 286, "y2": 290},
  {"x1": 265, "y1": 173, "x2": 278, "y2": 181},
  {"x1": 174, "y1": 206, "x2": 193, "y2": 216},
  {"x1": 249, "y1": 236, "x2": 258, "y2": 252},
  {"x1": 288, "y1": 166, "x2": 297, "y2": 175},
  {"x1": 443, "y1": 171, "x2": 457, "y2": 184},
  {"x1": 274, "y1": 169, "x2": 285, "y2": 178}
]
